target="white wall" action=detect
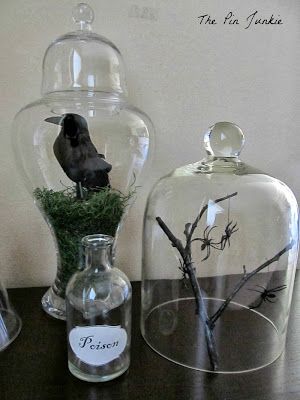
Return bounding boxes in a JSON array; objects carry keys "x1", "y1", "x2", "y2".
[{"x1": 0, "y1": 0, "x2": 299, "y2": 287}]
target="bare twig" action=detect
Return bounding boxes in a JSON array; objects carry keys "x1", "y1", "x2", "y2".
[
  {"x1": 209, "y1": 241, "x2": 294, "y2": 327},
  {"x1": 184, "y1": 259, "x2": 219, "y2": 369},
  {"x1": 156, "y1": 216, "x2": 219, "y2": 370},
  {"x1": 156, "y1": 217, "x2": 186, "y2": 260}
]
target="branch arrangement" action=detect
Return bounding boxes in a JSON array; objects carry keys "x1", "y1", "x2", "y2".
[{"x1": 156, "y1": 192, "x2": 293, "y2": 371}]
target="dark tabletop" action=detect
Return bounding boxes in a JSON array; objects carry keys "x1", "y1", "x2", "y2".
[{"x1": 1, "y1": 275, "x2": 299, "y2": 400}]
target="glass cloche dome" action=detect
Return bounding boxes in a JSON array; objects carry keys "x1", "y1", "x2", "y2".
[
  {"x1": 12, "y1": 3, "x2": 154, "y2": 320},
  {"x1": 141, "y1": 122, "x2": 298, "y2": 373}
]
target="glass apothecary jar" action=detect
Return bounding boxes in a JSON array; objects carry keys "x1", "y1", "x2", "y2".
[
  {"x1": 12, "y1": 3, "x2": 154, "y2": 320},
  {"x1": 141, "y1": 122, "x2": 298, "y2": 373}
]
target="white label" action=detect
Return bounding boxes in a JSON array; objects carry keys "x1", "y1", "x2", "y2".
[{"x1": 69, "y1": 325, "x2": 127, "y2": 366}]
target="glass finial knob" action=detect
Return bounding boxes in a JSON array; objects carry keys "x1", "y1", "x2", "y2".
[
  {"x1": 72, "y1": 3, "x2": 94, "y2": 30},
  {"x1": 204, "y1": 121, "x2": 245, "y2": 158}
]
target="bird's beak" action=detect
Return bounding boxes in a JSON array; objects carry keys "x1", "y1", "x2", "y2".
[{"x1": 44, "y1": 116, "x2": 63, "y2": 125}]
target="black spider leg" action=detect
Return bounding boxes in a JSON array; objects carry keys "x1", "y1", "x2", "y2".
[
  {"x1": 178, "y1": 258, "x2": 193, "y2": 289},
  {"x1": 220, "y1": 221, "x2": 239, "y2": 250},
  {"x1": 264, "y1": 297, "x2": 276, "y2": 304},
  {"x1": 248, "y1": 287, "x2": 265, "y2": 294},
  {"x1": 254, "y1": 284, "x2": 287, "y2": 294},
  {"x1": 227, "y1": 222, "x2": 238, "y2": 247},
  {"x1": 248, "y1": 298, "x2": 264, "y2": 309},
  {"x1": 247, "y1": 287, "x2": 265, "y2": 309},
  {"x1": 202, "y1": 245, "x2": 211, "y2": 261},
  {"x1": 265, "y1": 284, "x2": 287, "y2": 292}
]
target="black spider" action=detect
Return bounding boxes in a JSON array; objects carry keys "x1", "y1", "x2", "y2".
[
  {"x1": 178, "y1": 259, "x2": 188, "y2": 280},
  {"x1": 178, "y1": 259, "x2": 195, "y2": 288},
  {"x1": 248, "y1": 284, "x2": 287, "y2": 309},
  {"x1": 193, "y1": 226, "x2": 220, "y2": 261},
  {"x1": 220, "y1": 221, "x2": 238, "y2": 249}
]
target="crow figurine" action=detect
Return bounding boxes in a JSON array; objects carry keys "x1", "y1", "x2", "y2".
[{"x1": 45, "y1": 113, "x2": 112, "y2": 199}]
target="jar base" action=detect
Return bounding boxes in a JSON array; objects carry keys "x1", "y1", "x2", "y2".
[
  {"x1": 68, "y1": 360, "x2": 129, "y2": 382},
  {"x1": 41, "y1": 287, "x2": 66, "y2": 320}
]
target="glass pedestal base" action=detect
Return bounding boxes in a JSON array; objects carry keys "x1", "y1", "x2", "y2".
[{"x1": 41, "y1": 287, "x2": 66, "y2": 320}]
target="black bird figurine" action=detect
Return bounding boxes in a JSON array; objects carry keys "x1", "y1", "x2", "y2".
[{"x1": 45, "y1": 113, "x2": 112, "y2": 199}]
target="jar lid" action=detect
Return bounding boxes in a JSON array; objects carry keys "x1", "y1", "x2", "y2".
[{"x1": 41, "y1": 3, "x2": 127, "y2": 96}]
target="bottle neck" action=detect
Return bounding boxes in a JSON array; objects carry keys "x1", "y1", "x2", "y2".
[{"x1": 85, "y1": 245, "x2": 112, "y2": 273}]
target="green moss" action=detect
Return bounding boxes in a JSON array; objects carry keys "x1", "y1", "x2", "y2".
[{"x1": 34, "y1": 186, "x2": 131, "y2": 298}]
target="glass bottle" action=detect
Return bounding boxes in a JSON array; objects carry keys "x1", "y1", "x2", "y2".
[
  {"x1": 141, "y1": 121, "x2": 299, "y2": 373},
  {"x1": 66, "y1": 234, "x2": 131, "y2": 382},
  {"x1": 12, "y1": 3, "x2": 154, "y2": 320}
]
